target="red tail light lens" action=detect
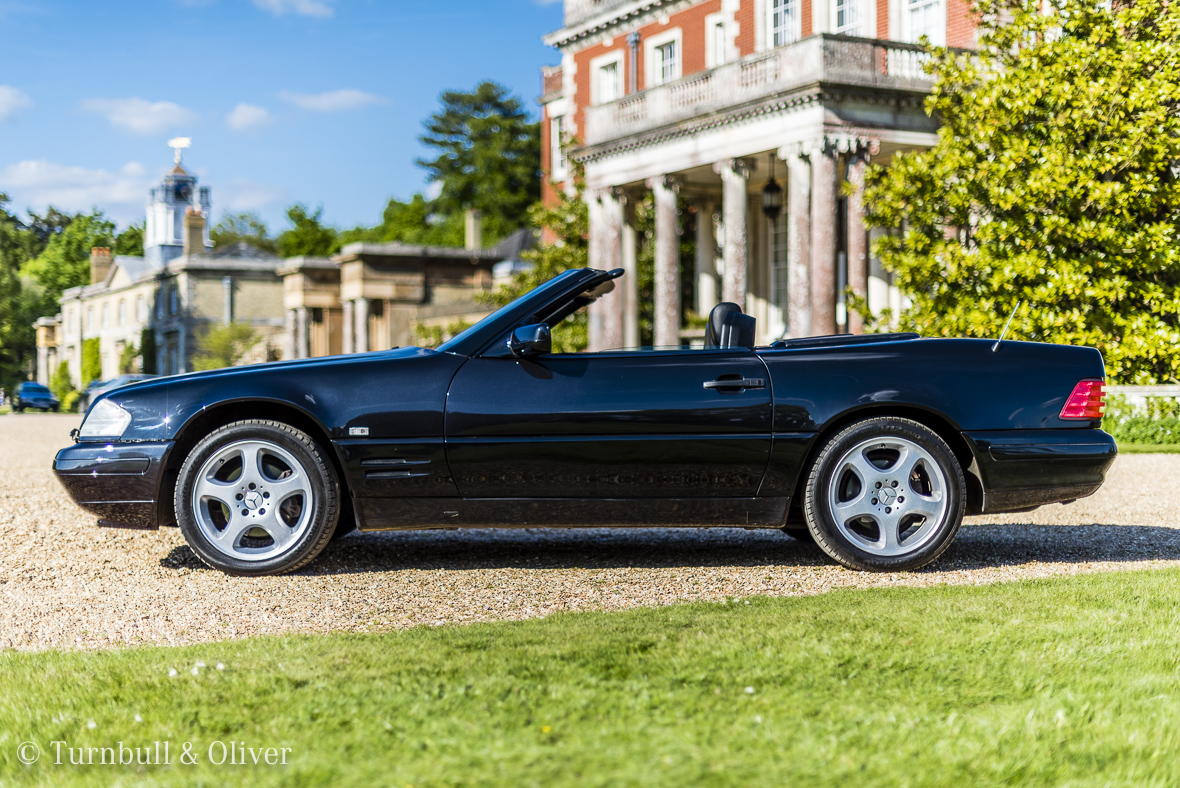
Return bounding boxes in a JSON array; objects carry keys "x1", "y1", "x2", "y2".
[{"x1": 1060, "y1": 379, "x2": 1106, "y2": 420}]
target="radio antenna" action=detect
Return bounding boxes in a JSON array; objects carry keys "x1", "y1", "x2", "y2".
[{"x1": 992, "y1": 300, "x2": 1022, "y2": 353}]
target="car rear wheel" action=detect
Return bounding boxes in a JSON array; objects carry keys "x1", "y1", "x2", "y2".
[
  {"x1": 803, "y1": 417, "x2": 965, "y2": 572},
  {"x1": 175, "y1": 420, "x2": 340, "y2": 576}
]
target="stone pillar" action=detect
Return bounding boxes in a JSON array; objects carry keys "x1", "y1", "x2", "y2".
[
  {"x1": 714, "y1": 158, "x2": 753, "y2": 308},
  {"x1": 36, "y1": 346, "x2": 49, "y2": 386},
  {"x1": 342, "y1": 299, "x2": 354, "y2": 354},
  {"x1": 786, "y1": 152, "x2": 812, "y2": 338},
  {"x1": 694, "y1": 201, "x2": 718, "y2": 315},
  {"x1": 586, "y1": 195, "x2": 606, "y2": 352},
  {"x1": 846, "y1": 153, "x2": 869, "y2": 335},
  {"x1": 810, "y1": 142, "x2": 839, "y2": 337},
  {"x1": 355, "y1": 298, "x2": 370, "y2": 353},
  {"x1": 647, "y1": 175, "x2": 681, "y2": 347},
  {"x1": 284, "y1": 309, "x2": 297, "y2": 360},
  {"x1": 600, "y1": 189, "x2": 626, "y2": 350},
  {"x1": 622, "y1": 212, "x2": 640, "y2": 348},
  {"x1": 296, "y1": 306, "x2": 310, "y2": 359}
]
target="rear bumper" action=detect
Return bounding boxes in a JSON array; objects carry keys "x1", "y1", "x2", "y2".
[
  {"x1": 964, "y1": 429, "x2": 1117, "y2": 513},
  {"x1": 53, "y1": 441, "x2": 172, "y2": 529}
]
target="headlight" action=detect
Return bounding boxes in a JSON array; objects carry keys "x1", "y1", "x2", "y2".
[{"x1": 79, "y1": 399, "x2": 132, "y2": 438}]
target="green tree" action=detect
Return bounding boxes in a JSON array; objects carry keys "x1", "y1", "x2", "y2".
[
  {"x1": 191, "y1": 322, "x2": 259, "y2": 371},
  {"x1": 118, "y1": 343, "x2": 139, "y2": 375},
  {"x1": 21, "y1": 211, "x2": 115, "y2": 306},
  {"x1": 211, "y1": 212, "x2": 278, "y2": 254},
  {"x1": 276, "y1": 205, "x2": 338, "y2": 258},
  {"x1": 337, "y1": 194, "x2": 465, "y2": 248},
  {"x1": 479, "y1": 168, "x2": 588, "y2": 352},
  {"x1": 417, "y1": 81, "x2": 540, "y2": 246},
  {"x1": 114, "y1": 223, "x2": 145, "y2": 257},
  {"x1": 0, "y1": 196, "x2": 30, "y2": 395},
  {"x1": 863, "y1": 0, "x2": 1180, "y2": 384},
  {"x1": 80, "y1": 337, "x2": 101, "y2": 387},
  {"x1": 49, "y1": 360, "x2": 77, "y2": 412}
]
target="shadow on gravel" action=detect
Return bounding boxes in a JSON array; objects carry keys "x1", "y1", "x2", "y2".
[{"x1": 159, "y1": 522, "x2": 1180, "y2": 576}]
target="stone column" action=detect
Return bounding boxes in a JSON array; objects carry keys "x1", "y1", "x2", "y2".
[
  {"x1": 622, "y1": 209, "x2": 640, "y2": 348},
  {"x1": 694, "y1": 201, "x2": 718, "y2": 315},
  {"x1": 354, "y1": 298, "x2": 370, "y2": 354},
  {"x1": 284, "y1": 308, "x2": 297, "y2": 360},
  {"x1": 846, "y1": 152, "x2": 869, "y2": 335},
  {"x1": 714, "y1": 159, "x2": 753, "y2": 308},
  {"x1": 786, "y1": 151, "x2": 812, "y2": 338},
  {"x1": 296, "y1": 306, "x2": 310, "y2": 359},
  {"x1": 810, "y1": 142, "x2": 839, "y2": 337},
  {"x1": 586, "y1": 194, "x2": 606, "y2": 352},
  {"x1": 36, "y1": 346, "x2": 49, "y2": 385},
  {"x1": 600, "y1": 188, "x2": 626, "y2": 350},
  {"x1": 647, "y1": 175, "x2": 681, "y2": 347},
  {"x1": 342, "y1": 299, "x2": 354, "y2": 354}
]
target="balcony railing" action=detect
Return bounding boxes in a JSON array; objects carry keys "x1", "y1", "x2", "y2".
[{"x1": 583, "y1": 35, "x2": 934, "y2": 147}]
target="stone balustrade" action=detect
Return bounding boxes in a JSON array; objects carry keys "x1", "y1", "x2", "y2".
[{"x1": 583, "y1": 35, "x2": 934, "y2": 147}]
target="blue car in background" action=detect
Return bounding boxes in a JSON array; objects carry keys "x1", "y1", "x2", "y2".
[{"x1": 13, "y1": 382, "x2": 59, "y2": 413}]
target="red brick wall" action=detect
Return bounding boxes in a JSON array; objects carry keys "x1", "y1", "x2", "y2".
[
  {"x1": 877, "y1": 0, "x2": 889, "y2": 37},
  {"x1": 801, "y1": 0, "x2": 812, "y2": 37},
  {"x1": 736, "y1": 0, "x2": 756, "y2": 55},
  {"x1": 946, "y1": 0, "x2": 977, "y2": 48}
]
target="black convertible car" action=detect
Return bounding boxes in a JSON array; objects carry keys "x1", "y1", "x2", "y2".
[{"x1": 54, "y1": 268, "x2": 1116, "y2": 575}]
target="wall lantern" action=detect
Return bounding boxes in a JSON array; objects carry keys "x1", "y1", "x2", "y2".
[{"x1": 761, "y1": 153, "x2": 783, "y2": 223}]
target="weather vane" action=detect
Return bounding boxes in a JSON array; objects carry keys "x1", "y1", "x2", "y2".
[{"x1": 167, "y1": 136, "x2": 191, "y2": 166}]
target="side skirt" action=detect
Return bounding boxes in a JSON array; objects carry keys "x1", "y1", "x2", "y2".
[{"x1": 354, "y1": 496, "x2": 790, "y2": 531}]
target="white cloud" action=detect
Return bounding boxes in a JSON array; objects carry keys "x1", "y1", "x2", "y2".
[
  {"x1": 252, "y1": 0, "x2": 334, "y2": 17},
  {"x1": 279, "y1": 88, "x2": 384, "y2": 113},
  {"x1": 0, "y1": 85, "x2": 32, "y2": 121},
  {"x1": 225, "y1": 102, "x2": 273, "y2": 131},
  {"x1": 0, "y1": 159, "x2": 153, "y2": 224},
  {"x1": 424, "y1": 180, "x2": 443, "y2": 200},
  {"x1": 219, "y1": 178, "x2": 286, "y2": 212},
  {"x1": 80, "y1": 97, "x2": 197, "y2": 135}
]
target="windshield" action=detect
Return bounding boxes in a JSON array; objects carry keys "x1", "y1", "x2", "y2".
[
  {"x1": 437, "y1": 269, "x2": 588, "y2": 354},
  {"x1": 22, "y1": 384, "x2": 50, "y2": 393}
]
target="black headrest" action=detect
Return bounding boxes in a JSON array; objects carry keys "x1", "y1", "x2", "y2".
[{"x1": 706, "y1": 302, "x2": 743, "y2": 348}]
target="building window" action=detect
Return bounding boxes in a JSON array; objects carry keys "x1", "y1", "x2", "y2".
[
  {"x1": 834, "y1": 0, "x2": 862, "y2": 35},
  {"x1": 170, "y1": 286, "x2": 178, "y2": 315},
  {"x1": 590, "y1": 50, "x2": 624, "y2": 105},
  {"x1": 771, "y1": 218, "x2": 790, "y2": 322},
  {"x1": 769, "y1": 0, "x2": 801, "y2": 47},
  {"x1": 102, "y1": 303, "x2": 109, "y2": 328},
  {"x1": 904, "y1": 0, "x2": 946, "y2": 45},
  {"x1": 598, "y1": 61, "x2": 620, "y2": 103},
  {"x1": 118, "y1": 299, "x2": 126, "y2": 327},
  {"x1": 550, "y1": 115, "x2": 568, "y2": 180},
  {"x1": 86, "y1": 306, "x2": 93, "y2": 332},
  {"x1": 136, "y1": 294, "x2": 146, "y2": 323},
  {"x1": 644, "y1": 29, "x2": 683, "y2": 87}
]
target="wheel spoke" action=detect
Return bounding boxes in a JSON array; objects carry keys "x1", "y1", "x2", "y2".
[
  {"x1": 215, "y1": 516, "x2": 256, "y2": 549},
  {"x1": 906, "y1": 493, "x2": 945, "y2": 520},
  {"x1": 239, "y1": 443, "x2": 264, "y2": 486},
  {"x1": 195, "y1": 476, "x2": 236, "y2": 507},
  {"x1": 877, "y1": 515, "x2": 901, "y2": 552},
  {"x1": 256, "y1": 513, "x2": 299, "y2": 551},
  {"x1": 843, "y1": 451, "x2": 881, "y2": 487},
  {"x1": 266, "y1": 472, "x2": 307, "y2": 503},
  {"x1": 833, "y1": 487, "x2": 874, "y2": 520}
]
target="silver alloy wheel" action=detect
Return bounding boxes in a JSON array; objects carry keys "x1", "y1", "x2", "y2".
[
  {"x1": 826, "y1": 436, "x2": 948, "y2": 557},
  {"x1": 191, "y1": 439, "x2": 314, "y2": 562}
]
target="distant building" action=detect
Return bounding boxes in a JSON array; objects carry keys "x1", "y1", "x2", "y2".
[
  {"x1": 41, "y1": 151, "x2": 286, "y2": 387},
  {"x1": 541, "y1": 0, "x2": 977, "y2": 348}
]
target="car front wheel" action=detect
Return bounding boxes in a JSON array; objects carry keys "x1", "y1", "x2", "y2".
[
  {"x1": 803, "y1": 417, "x2": 965, "y2": 572},
  {"x1": 175, "y1": 419, "x2": 340, "y2": 576}
]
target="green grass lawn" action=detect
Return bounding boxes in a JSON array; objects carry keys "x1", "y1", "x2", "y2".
[
  {"x1": 4, "y1": 569, "x2": 1180, "y2": 787},
  {"x1": 1115, "y1": 442, "x2": 1180, "y2": 454}
]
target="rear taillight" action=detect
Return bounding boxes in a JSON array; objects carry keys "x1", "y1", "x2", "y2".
[{"x1": 1060, "y1": 379, "x2": 1106, "y2": 420}]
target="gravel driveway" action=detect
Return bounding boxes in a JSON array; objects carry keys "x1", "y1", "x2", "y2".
[{"x1": 1, "y1": 414, "x2": 1174, "y2": 651}]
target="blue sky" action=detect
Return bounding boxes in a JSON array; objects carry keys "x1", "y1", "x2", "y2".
[{"x1": 0, "y1": 0, "x2": 562, "y2": 233}]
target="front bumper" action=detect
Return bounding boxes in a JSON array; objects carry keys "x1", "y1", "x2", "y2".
[
  {"x1": 53, "y1": 441, "x2": 172, "y2": 529},
  {"x1": 964, "y1": 429, "x2": 1117, "y2": 513}
]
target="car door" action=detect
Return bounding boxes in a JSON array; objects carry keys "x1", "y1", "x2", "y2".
[{"x1": 444, "y1": 347, "x2": 773, "y2": 503}]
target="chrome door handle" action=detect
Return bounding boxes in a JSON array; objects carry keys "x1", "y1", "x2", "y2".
[{"x1": 703, "y1": 377, "x2": 765, "y2": 390}]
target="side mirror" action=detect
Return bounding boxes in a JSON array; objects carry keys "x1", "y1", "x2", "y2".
[{"x1": 507, "y1": 324, "x2": 552, "y2": 357}]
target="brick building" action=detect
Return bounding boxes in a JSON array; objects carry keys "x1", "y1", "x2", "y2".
[{"x1": 541, "y1": 0, "x2": 976, "y2": 348}]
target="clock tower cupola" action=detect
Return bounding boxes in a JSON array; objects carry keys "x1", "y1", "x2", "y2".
[{"x1": 145, "y1": 137, "x2": 212, "y2": 265}]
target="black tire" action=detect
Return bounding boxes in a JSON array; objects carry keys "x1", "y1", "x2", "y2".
[
  {"x1": 174, "y1": 419, "x2": 340, "y2": 576},
  {"x1": 803, "y1": 417, "x2": 965, "y2": 572}
]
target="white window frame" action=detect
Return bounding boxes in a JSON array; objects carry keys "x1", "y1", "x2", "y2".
[
  {"x1": 833, "y1": 0, "x2": 864, "y2": 35},
  {"x1": 705, "y1": 13, "x2": 731, "y2": 68},
  {"x1": 589, "y1": 50, "x2": 625, "y2": 105},
  {"x1": 766, "y1": 0, "x2": 802, "y2": 49},
  {"x1": 550, "y1": 115, "x2": 569, "y2": 181},
  {"x1": 901, "y1": 0, "x2": 946, "y2": 45},
  {"x1": 643, "y1": 28, "x2": 683, "y2": 88}
]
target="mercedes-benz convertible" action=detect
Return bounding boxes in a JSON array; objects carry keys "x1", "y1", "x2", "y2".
[{"x1": 54, "y1": 267, "x2": 1116, "y2": 575}]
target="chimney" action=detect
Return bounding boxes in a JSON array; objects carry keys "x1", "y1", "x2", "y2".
[
  {"x1": 90, "y1": 247, "x2": 113, "y2": 284},
  {"x1": 183, "y1": 208, "x2": 206, "y2": 257},
  {"x1": 465, "y1": 209, "x2": 482, "y2": 251}
]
